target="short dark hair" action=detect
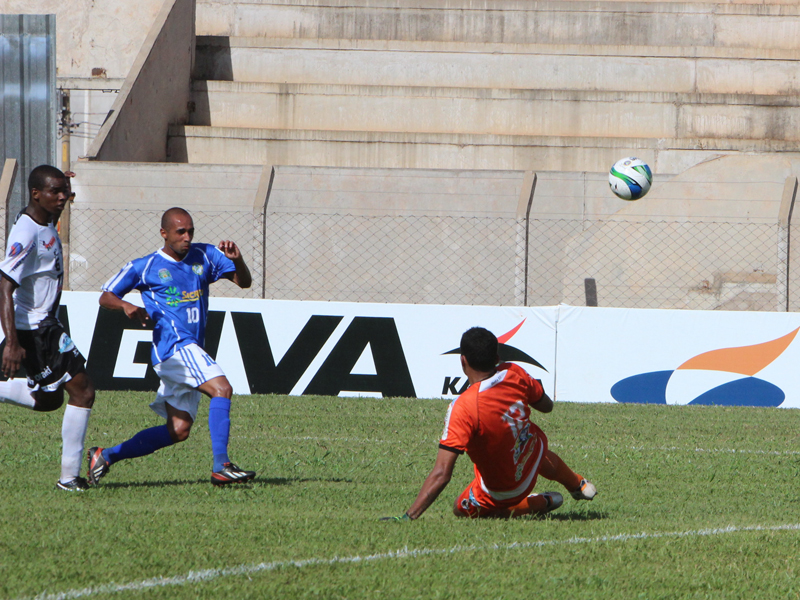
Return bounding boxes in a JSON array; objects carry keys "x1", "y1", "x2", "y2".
[
  {"x1": 460, "y1": 327, "x2": 498, "y2": 371},
  {"x1": 161, "y1": 207, "x2": 192, "y2": 230},
  {"x1": 28, "y1": 165, "x2": 65, "y2": 195}
]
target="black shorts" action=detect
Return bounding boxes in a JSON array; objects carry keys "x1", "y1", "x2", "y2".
[{"x1": 17, "y1": 322, "x2": 86, "y2": 392}]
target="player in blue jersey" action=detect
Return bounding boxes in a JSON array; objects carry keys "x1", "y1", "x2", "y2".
[{"x1": 86, "y1": 207, "x2": 256, "y2": 486}]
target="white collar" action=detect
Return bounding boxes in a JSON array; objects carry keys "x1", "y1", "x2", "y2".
[{"x1": 157, "y1": 248, "x2": 189, "y2": 263}]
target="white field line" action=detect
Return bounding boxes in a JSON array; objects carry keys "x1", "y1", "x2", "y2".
[
  {"x1": 238, "y1": 435, "x2": 394, "y2": 444},
  {"x1": 237, "y1": 435, "x2": 800, "y2": 456},
  {"x1": 635, "y1": 445, "x2": 800, "y2": 456},
  {"x1": 550, "y1": 442, "x2": 800, "y2": 457},
  {"x1": 24, "y1": 523, "x2": 800, "y2": 600}
]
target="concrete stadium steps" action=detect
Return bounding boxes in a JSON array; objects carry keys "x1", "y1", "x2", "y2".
[
  {"x1": 167, "y1": 125, "x2": 800, "y2": 173},
  {"x1": 194, "y1": 37, "x2": 800, "y2": 96},
  {"x1": 192, "y1": 81, "x2": 800, "y2": 141},
  {"x1": 196, "y1": 0, "x2": 800, "y2": 50},
  {"x1": 185, "y1": 1, "x2": 800, "y2": 172}
]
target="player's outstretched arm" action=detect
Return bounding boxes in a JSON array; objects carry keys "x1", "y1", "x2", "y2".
[
  {"x1": 99, "y1": 291, "x2": 149, "y2": 327},
  {"x1": 218, "y1": 240, "x2": 252, "y2": 289},
  {"x1": 0, "y1": 275, "x2": 24, "y2": 377},
  {"x1": 389, "y1": 448, "x2": 458, "y2": 521}
]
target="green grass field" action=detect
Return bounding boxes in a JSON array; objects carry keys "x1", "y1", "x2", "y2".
[{"x1": 3, "y1": 393, "x2": 800, "y2": 599}]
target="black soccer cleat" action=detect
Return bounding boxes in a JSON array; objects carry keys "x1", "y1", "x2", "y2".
[
  {"x1": 87, "y1": 447, "x2": 110, "y2": 485},
  {"x1": 55, "y1": 477, "x2": 90, "y2": 492},
  {"x1": 211, "y1": 462, "x2": 256, "y2": 486}
]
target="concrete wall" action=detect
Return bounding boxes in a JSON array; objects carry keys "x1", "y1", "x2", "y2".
[
  {"x1": 264, "y1": 166, "x2": 533, "y2": 304},
  {"x1": 67, "y1": 163, "x2": 535, "y2": 304},
  {"x1": 169, "y1": 125, "x2": 800, "y2": 175},
  {"x1": 84, "y1": 0, "x2": 196, "y2": 162},
  {"x1": 68, "y1": 161, "x2": 266, "y2": 295},
  {"x1": 187, "y1": 32, "x2": 800, "y2": 173},
  {"x1": 194, "y1": 37, "x2": 800, "y2": 95},
  {"x1": 197, "y1": 0, "x2": 800, "y2": 50},
  {"x1": 2, "y1": 0, "x2": 162, "y2": 82},
  {"x1": 2, "y1": 1, "x2": 166, "y2": 168},
  {"x1": 63, "y1": 90, "x2": 119, "y2": 165},
  {"x1": 193, "y1": 82, "x2": 800, "y2": 141},
  {"x1": 62, "y1": 157, "x2": 800, "y2": 309},
  {"x1": 555, "y1": 155, "x2": 800, "y2": 310}
]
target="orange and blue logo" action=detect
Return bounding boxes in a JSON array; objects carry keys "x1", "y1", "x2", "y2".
[{"x1": 611, "y1": 328, "x2": 799, "y2": 407}]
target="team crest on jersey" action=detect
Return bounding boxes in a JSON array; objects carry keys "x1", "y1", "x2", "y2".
[
  {"x1": 191, "y1": 263, "x2": 204, "y2": 276},
  {"x1": 158, "y1": 268, "x2": 172, "y2": 282},
  {"x1": 42, "y1": 236, "x2": 56, "y2": 250},
  {"x1": 58, "y1": 333, "x2": 76, "y2": 354},
  {"x1": 8, "y1": 242, "x2": 23, "y2": 257}
]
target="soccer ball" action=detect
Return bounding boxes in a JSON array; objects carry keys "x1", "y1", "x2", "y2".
[{"x1": 609, "y1": 157, "x2": 653, "y2": 201}]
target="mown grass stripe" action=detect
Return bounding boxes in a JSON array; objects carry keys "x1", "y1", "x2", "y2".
[
  {"x1": 242, "y1": 435, "x2": 800, "y2": 456},
  {"x1": 26, "y1": 523, "x2": 800, "y2": 600}
]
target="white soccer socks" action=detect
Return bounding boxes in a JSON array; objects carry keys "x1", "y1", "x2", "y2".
[
  {"x1": 0, "y1": 380, "x2": 36, "y2": 409},
  {"x1": 60, "y1": 404, "x2": 91, "y2": 483}
]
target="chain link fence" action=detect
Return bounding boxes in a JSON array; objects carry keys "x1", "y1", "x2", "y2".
[
  {"x1": 264, "y1": 213, "x2": 524, "y2": 305},
  {"x1": 67, "y1": 206, "x2": 793, "y2": 311},
  {"x1": 69, "y1": 208, "x2": 263, "y2": 298},
  {"x1": 531, "y1": 220, "x2": 781, "y2": 311}
]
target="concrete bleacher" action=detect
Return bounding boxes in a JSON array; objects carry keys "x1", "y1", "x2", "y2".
[
  {"x1": 174, "y1": 0, "x2": 800, "y2": 174},
  {"x1": 60, "y1": 0, "x2": 800, "y2": 309},
  {"x1": 196, "y1": 0, "x2": 800, "y2": 47}
]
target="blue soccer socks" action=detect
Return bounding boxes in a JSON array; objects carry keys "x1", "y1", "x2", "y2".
[
  {"x1": 208, "y1": 396, "x2": 231, "y2": 472},
  {"x1": 103, "y1": 425, "x2": 175, "y2": 465},
  {"x1": 101, "y1": 401, "x2": 233, "y2": 472}
]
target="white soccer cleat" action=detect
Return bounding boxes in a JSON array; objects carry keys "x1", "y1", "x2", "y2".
[{"x1": 570, "y1": 478, "x2": 597, "y2": 501}]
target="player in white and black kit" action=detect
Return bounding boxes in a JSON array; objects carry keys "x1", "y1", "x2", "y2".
[{"x1": 0, "y1": 165, "x2": 95, "y2": 491}]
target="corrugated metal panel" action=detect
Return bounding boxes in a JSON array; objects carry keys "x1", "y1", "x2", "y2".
[{"x1": 0, "y1": 14, "x2": 57, "y2": 236}]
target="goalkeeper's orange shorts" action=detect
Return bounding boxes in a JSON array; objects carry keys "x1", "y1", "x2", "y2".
[{"x1": 453, "y1": 471, "x2": 541, "y2": 518}]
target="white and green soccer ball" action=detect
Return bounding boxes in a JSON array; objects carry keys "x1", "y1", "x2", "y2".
[{"x1": 609, "y1": 157, "x2": 653, "y2": 201}]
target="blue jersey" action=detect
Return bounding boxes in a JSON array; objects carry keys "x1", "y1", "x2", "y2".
[{"x1": 102, "y1": 243, "x2": 235, "y2": 365}]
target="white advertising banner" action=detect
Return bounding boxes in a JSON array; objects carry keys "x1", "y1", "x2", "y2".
[
  {"x1": 51, "y1": 293, "x2": 557, "y2": 399},
  {"x1": 10, "y1": 295, "x2": 800, "y2": 407},
  {"x1": 555, "y1": 305, "x2": 800, "y2": 408}
]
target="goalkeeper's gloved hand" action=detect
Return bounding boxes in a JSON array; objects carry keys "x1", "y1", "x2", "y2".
[{"x1": 379, "y1": 513, "x2": 411, "y2": 522}]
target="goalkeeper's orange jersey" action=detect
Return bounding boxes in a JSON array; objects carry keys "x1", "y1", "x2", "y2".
[{"x1": 439, "y1": 363, "x2": 548, "y2": 501}]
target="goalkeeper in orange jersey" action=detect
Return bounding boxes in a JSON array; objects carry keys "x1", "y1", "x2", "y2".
[{"x1": 383, "y1": 327, "x2": 596, "y2": 521}]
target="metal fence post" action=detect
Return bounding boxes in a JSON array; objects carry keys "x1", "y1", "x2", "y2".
[
  {"x1": 515, "y1": 172, "x2": 536, "y2": 306},
  {"x1": 254, "y1": 165, "x2": 274, "y2": 299},
  {"x1": 778, "y1": 176, "x2": 798, "y2": 312}
]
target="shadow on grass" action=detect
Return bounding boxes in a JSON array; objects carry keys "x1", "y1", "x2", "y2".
[
  {"x1": 98, "y1": 476, "x2": 353, "y2": 489},
  {"x1": 259, "y1": 476, "x2": 353, "y2": 486},
  {"x1": 545, "y1": 509, "x2": 607, "y2": 522}
]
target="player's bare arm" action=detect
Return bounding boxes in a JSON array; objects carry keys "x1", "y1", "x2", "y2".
[
  {"x1": 219, "y1": 240, "x2": 252, "y2": 289},
  {"x1": 0, "y1": 274, "x2": 24, "y2": 377},
  {"x1": 99, "y1": 291, "x2": 150, "y2": 327},
  {"x1": 403, "y1": 447, "x2": 459, "y2": 520}
]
